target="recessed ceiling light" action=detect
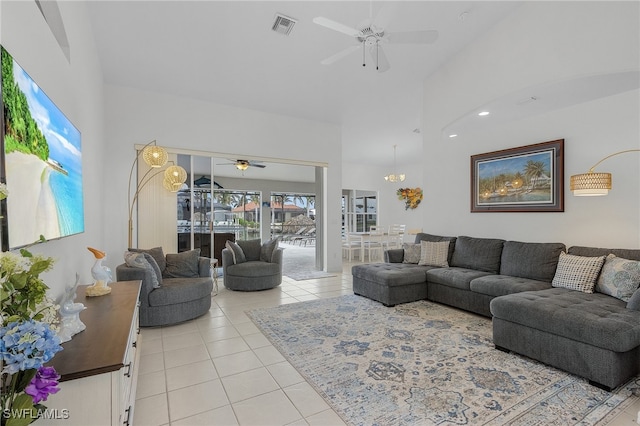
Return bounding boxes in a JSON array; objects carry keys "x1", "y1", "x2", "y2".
[
  {"x1": 449, "y1": 134, "x2": 458, "y2": 138},
  {"x1": 478, "y1": 111, "x2": 490, "y2": 116}
]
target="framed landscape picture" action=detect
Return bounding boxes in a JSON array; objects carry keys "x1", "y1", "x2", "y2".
[{"x1": 470, "y1": 139, "x2": 564, "y2": 212}]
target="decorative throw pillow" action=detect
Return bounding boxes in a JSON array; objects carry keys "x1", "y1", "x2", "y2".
[
  {"x1": 124, "y1": 251, "x2": 160, "y2": 288},
  {"x1": 418, "y1": 240, "x2": 450, "y2": 267},
  {"x1": 595, "y1": 254, "x2": 640, "y2": 302},
  {"x1": 402, "y1": 243, "x2": 421, "y2": 264},
  {"x1": 260, "y1": 238, "x2": 279, "y2": 262},
  {"x1": 551, "y1": 252, "x2": 606, "y2": 293},
  {"x1": 128, "y1": 246, "x2": 166, "y2": 272},
  {"x1": 225, "y1": 240, "x2": 246, "y2": 265},
  {"x1": 237, "y1": 239, "x2": 262, "y2": 261},
  {"x1": 164, "y1": 249, "x2": 201, "y2": 278}
]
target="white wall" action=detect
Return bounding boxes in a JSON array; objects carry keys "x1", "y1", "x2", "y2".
[
  {"x1": 0, "y1": 1, "x2": 105, "y2": 300},
  {"x1": 422, "y1": 1, "x2": 640, "y2": 248},
  {"x1": 103, "y1": 85, "x2": 343, "y2": 271}
]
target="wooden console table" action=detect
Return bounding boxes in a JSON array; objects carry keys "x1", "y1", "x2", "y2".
[{"x1": 44, "y1": 281, "x2": 141, "y2": 425}]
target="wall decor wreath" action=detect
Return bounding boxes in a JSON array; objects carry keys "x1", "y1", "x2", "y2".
[{"x1": 397, "y1": 187, "x2": 423, "y2": 210}]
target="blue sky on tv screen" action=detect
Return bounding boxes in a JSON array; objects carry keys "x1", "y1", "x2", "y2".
[{"x1": 13, "y1": 60, "x2": 81, "y2": 175}]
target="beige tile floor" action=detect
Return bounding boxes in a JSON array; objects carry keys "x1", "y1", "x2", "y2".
[{"x1": 133, "y1": 258, "x2": 640, "y2": 426}]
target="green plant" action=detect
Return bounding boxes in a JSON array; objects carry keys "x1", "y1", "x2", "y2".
[{"x1": 0, "y1": 248, "x2": 62, "y2": 426}]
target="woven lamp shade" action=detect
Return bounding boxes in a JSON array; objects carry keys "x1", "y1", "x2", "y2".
[
  {"x1": 164, "y1": 165, "x2": 187, "y2": 185},
  {"x1": 570, "y1": 172, "x2": 611, "y2": 196},
  {"x1": 142, "y1": 145, "x2": 168, "y2": 168},
  {"x1": 162, "y1": 178, "x2": 182, "y2": 192}
]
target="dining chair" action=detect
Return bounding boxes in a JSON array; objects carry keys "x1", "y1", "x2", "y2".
[
  {"x1": 342, "y1": 231, "x2": 362, "y2": 261},
  {"x1": 363, "y1": 226, "x2": 385, "y2": 262},
  {"x1": 388, "y1": 224, "x2": 406, "y2": 248}
]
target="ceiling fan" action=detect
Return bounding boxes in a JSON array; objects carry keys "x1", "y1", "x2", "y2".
[
  {"x1": 218, "y1": 159, "x2": 266, "y2": 171},
  {"x1": 313, "y1": 4, "x2": 438, "y2": 72}
]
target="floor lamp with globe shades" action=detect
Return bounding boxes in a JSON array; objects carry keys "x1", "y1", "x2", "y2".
[{"x1": 128, "y1": 140, "x2": 187, "y2": 248}]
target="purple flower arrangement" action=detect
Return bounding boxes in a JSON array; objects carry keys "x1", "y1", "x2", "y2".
[{"x1": 0, "y1": 248, "x2": 62, "y2": 425}]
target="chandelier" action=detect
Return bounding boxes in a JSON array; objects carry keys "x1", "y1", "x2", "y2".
[{"x1": 384, "y1": 144, "x2": 405, "y2": 182}]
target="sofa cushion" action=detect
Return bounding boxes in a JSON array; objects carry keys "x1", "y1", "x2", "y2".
[
  {"x1": 129, "y1": 246, "x2": 166, "y2": 272},
  {"x1": 490, "y1": 288, "x2": 640, "y2": 352},
  {"x1": 260, "y1": 238, "x2": 279, "y2": 262},
  {"x1": 450, "y1": 236, "x2": 504, "y2": 274},
  {"x1": 148, "y1": 277, "x2": 213, "y2": 307},
  {"x1": 500, "y1": 241, "x2": 565, "y2": 282},
  {"x1": 164, "y1": 249, "x2": 201, "y2": 278},
  {"x1": 568, "y1": 246, "x2": 640, "y2": 261},
  {"x1": 418, "y1": 240, "x2": 450, "y2": 267},
  {"x1": 402, "y1": 243, "x2": 421, "y2": 264},
  {"x1": 470, "y1": 274, "x2": 552, "y2": 297},
  {"x1": 352, "y1": 263, "x2": 432, "y2": 287},
  {"x1": 238, "y1": 239, "x2": 262, "y2": 261},
  {"x1": 124, "y1": 252, "x2": 161, "y2": 288},
  {"x1": 226, "y1": 260, "x2": 281, "y2": 278},
  {"x1": 225, "y1": 241, "x2": 246, "y2": 264},
  {"x1": 596, "y1": 254, "x2": 640, "y2": 302},
  {"x1": 415, "y1": 233, "x2": 457, "y2": 264},
  {"x1": 427, "y1": 267, "x2": 491, "y2": 290},
  {"x1": 552, "y1": 252, "x2": 605, "y2": 293}
]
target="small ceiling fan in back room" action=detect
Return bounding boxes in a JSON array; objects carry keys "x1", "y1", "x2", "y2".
[
  {"x1": 217, "y1": 159, "x2": 266, "y2": 171},
  {"x1": 313, "y1": 3, "x2": 438, "y2": 73}
]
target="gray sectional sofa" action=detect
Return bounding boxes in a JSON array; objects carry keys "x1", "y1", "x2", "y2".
[{"x1": 351, "y1": 233, "x2": 640, "y2": 391}]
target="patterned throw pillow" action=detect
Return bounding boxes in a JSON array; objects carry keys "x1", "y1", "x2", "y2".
[
  {"x1": 595, "y1": 254, "x2": 640, "y2": 302},
  {"x1": 128, "y1": 246, "x2": 166, "y2": 272},
  {"x1": 418, "y1": 240, "x2": 450, "y2": 267},
  {"x1": 124, "y1": 251, "x2": 160, "y2": 288},
  {"x1": 402, "y1": 243, "x2": 421, "y2": 264},
  {"x1": 551, "y1": 252, "x2": 606, "y2": 293},
  {"x1": 225, "y1": 240, "x2": 246, "y2": 264}
]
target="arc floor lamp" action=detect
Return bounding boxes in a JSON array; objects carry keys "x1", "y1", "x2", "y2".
[
  {"x1": 570, "y1": 149, "x2": 640, "y2": 196},
  {"x1": 128, "y1": 140, "x2": 187, "y2": 247}
]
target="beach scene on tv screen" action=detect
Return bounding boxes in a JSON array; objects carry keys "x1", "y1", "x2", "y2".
[{"x1": 1, "y1": 46, "x2": 84, "y2": 249}]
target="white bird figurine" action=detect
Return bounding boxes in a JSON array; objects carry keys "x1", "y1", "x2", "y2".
[
  {"x1": 58, "y1": 273, "x2": 87, "y2": 342},
  {"x1": 86, "y1": 247, "x2": 112, "y2": 296}
]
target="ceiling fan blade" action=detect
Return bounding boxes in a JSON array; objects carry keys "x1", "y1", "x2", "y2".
[
  {"x1": 320, "y1": 45, "x2": 360, "y2": 65},
  {"x1": 371, "y1": 4, "x2": 397, "y2": 31},
  {"x1": 313, "y1": 16, "x2": 360, "y2": 37},
  {"x1": 250, "y1": 163, "x2": 267, "y2": 168},
  {"x1": 387, "y1": 30, "x2": 439, "y2": 44},
  {"x1": 369, "y1": 44, "x2": 390, "y2": 73}
]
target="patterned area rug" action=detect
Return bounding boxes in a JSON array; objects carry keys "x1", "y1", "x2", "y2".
[{"x1": 248, "y1": 295, "x2": 639, "y2": 425}]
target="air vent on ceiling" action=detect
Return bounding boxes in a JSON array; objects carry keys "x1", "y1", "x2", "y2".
[{"x1": 272, "y1": 14, "x2": 297, "y2": 36}]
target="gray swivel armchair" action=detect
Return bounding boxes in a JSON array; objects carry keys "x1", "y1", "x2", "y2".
[
  {"x1": 116, "y1": 248, "x2": 213, "y2": 326},
  {"x1": 222, "y1": 239, "x2": 283, "y2": 291}
]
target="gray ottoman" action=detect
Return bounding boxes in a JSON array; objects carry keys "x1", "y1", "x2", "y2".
[{"x1": 351, "y1": 263, "x2": 431, "y2": 306}]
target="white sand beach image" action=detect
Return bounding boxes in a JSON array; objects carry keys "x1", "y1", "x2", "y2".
[{"x1": 5, "y1": 151, "x2": 60, "y2": 246}]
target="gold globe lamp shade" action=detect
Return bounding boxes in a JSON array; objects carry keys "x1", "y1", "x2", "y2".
[
  {"x1": 164, "y1": 165, "x2": 187, "y2": 186},
  {"x1": 142, "y1": 145, "x2": 169, "y2": 168},
  {"x1": 162, "y1": 177, "x2": 183, "y2": 193}
]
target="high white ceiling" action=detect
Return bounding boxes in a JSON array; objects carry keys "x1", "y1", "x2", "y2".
[{"x1": 86, "y1": 1, "x2": 521, "y2": 178}]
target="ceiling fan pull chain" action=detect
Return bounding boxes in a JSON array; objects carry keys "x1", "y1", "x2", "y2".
[
  {"x1": 362, "y1": 41, "x2": 366, "y2": 67},
  {"x1": 376, "y1": 40, "x2": 379, "y2": 70}
]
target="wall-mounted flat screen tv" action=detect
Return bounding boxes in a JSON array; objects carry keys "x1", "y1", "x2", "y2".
[{"x1": 1, "y1": 45, "x2": 84, "y2": 251}]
